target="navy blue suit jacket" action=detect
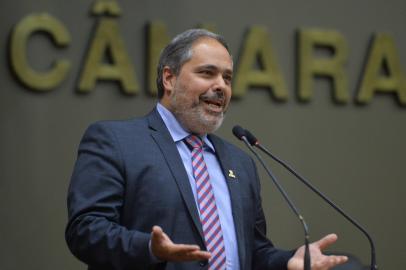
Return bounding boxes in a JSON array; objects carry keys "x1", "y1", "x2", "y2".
[{"x1": 65, "y1": 108, "x2": 294, "y2": 270}]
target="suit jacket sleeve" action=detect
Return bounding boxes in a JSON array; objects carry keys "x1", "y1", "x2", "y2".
[{"x1": 65, "y1": 122, "x2": 153, "y2": 270}]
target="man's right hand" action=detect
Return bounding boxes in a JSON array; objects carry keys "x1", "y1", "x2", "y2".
[{"x1": 150, "y1": 226, "x2": 211, "y2": 262}]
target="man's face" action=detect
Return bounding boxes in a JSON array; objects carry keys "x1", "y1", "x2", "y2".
[{"x1": 162, "y1": 37, "x2": 233, "y2": 135}]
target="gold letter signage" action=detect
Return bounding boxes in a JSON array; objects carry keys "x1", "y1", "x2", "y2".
[
  {"x1": 8, "y1": 9, "x2": 406, "y2": 108},
  {"x1": 298, "y1": 28, "x2": 349, "y2": 103},
  {"x1": 78, "y1": 0, "x2": 139, "y2": 94},
  {"x1": 234, "y1": 26, "x2": 288, "y2": 100},
  {"x1": 10, "y1": 13, "x2": 71, "y2": 91},
  {"x1": 357, "y1": 33, "x2": 406, "y2": 105}
]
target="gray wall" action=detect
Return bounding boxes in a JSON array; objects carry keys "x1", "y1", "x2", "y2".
[{"x1": 1, "y1": 0, "x2": 405, "y2": 269}]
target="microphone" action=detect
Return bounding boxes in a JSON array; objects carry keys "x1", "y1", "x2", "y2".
[
  {"x1": 232, "y1": 125, "x2": 311, "y2": 270},
  {"x1": 243, "y1": 127, "x2": 377, "y2": 270}
]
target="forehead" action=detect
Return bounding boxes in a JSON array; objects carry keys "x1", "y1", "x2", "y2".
[{"x1": 185, "y1": 37, "x2": 233, "y2": 71}]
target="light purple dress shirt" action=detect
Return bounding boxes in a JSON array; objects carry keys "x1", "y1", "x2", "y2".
[{"x1": 157, "y1": 103, "x2": 240, "y2": 270}]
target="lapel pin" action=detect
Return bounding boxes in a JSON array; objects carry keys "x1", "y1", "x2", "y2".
[{"x1": 228, "y1": 170, "x2": 236, "y2": 178}]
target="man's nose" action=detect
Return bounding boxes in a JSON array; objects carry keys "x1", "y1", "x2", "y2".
[{"x1": 213, "y1": 75, "x2": 227, "y2": 91}]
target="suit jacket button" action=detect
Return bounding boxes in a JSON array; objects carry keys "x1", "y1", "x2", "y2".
[{"x1": 199, "y1": 261, "x2": 208, "y2": 267}]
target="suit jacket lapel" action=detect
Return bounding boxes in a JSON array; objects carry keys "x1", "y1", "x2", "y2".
[
  {"x1": 209, "y1": 134, "x2": 247, "y2": 269},
  {"x1": 146, "y1": 109, "x2": 205, "y2": 243}
]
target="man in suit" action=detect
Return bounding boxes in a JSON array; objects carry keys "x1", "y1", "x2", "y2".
[{"x1": 66, "y1": 29, "x2": 347, "y2": 270}]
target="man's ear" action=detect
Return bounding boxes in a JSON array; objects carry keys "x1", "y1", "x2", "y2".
[{"x1": 162, "y1": 66, "x2": 176, "y2": 96}]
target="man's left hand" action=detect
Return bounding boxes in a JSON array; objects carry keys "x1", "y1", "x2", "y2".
[{"x1": 287, "y1": 234, "x2": 348, "y2": 270}]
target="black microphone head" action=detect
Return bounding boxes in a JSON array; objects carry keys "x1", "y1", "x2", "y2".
[
  {"x1": 244, "y1": 129, "x2": 258, "y2": 146},
  {"x1": 232, "y1": 125, "x2": 246, "y2": 140}
]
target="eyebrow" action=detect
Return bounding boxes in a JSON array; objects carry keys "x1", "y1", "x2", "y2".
[{"x1": 196, "y1": 64, "x2": 233, "y2": 75}]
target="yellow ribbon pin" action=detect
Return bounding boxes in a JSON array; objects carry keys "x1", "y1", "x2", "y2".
[{"x1": 228, "y1": 170, "x2": 236, "y2": 178}]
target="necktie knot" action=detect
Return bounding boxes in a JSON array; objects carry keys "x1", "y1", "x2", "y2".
[{"x1": 184, "y1": 135, "x2": 204, "y2": 150}]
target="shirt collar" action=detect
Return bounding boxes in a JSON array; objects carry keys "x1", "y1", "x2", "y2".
[{"x1": 156, "y1": 103, "x2": 215, "y2": 152}]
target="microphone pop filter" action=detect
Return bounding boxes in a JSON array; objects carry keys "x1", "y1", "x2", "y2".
[{"x1": 232, "y1": 125, "x2": 246, "y2": 140}]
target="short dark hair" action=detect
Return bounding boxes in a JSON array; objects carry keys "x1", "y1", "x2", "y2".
[{"x1": 156, "y1": 29, "x2": 231, "y2": 99}]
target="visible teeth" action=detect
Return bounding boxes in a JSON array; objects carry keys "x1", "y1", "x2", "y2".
[{"x1": 204, "y1": 100, "x2": 221, "y2": 107}]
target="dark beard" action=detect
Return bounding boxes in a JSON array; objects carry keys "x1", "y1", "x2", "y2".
[{"x1": 170, "y1": 93, "x2": 224, "y2": 135}]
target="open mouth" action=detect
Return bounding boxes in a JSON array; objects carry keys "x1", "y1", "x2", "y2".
[
  {"x1": 204, "y1": 99, "x2": 222, "y2": 107},
  {"x1": 202, "y1": 99, "x2": 224, "y2": 111}
]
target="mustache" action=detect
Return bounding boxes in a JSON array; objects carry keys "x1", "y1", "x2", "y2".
[{"x1": 200, "y1": 91, "x2": 225, "y2": 103}]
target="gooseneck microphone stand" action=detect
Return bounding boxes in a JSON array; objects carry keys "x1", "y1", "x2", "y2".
[
  {"x1": 232, "y1": 126, "x2": 311, "y2": 270},
  {"x1": 243, "y1": 128, "x2": 377, "y2": 270}
]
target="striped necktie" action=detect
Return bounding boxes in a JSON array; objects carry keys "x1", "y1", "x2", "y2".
[{"x1": 184, "y1": 135, "x2": 226, "y2": 270}]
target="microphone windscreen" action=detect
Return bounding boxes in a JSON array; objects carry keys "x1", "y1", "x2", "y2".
[
  {"x1": 244, "y1": 129, "x2": 258, "y2": 145},
  {"x1": 232, "y1": 125, "x2": 246, "y2": 140}
]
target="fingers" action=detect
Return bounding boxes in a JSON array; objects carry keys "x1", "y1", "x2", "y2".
[
  {"x1": 157, "y1": 242, "x2": 211, "y2": 262},
  {"x1": 315, "y1": 233, "x2": 338, "y2": 251},
  {"x1": 313, "y1": 255, "x2": 348, "y2": 269},
  {"x1": 152, "y1": 225, "x2": 164, "y2": 238},
  {"x1": 152, "y1": 225, "x2": 162, "y2": 233},
  {"x1": 171, "y1": 245, "x2": 211, "y2": 261},
  {"x1": 151, "y1": 226, "x2": 211, "y2": 262},
  {"x1": 289, "y1": 234, "x2": 348, "y2": 270},
  {"x1": 171, "y1": 243, "x2": 203, "y2": 254},
  {"x1": 329, "y1": 255, "x2": 348, "y2": 266},
  {"x1": 151, "y1": 226, "x2": 164, "y2": 240},
  {"x1": 287, "y1": 252, "x2": 348, "y2": 270},
  {"x1": 151, "y1": 225, "x2": 170, "y2": 247}
]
